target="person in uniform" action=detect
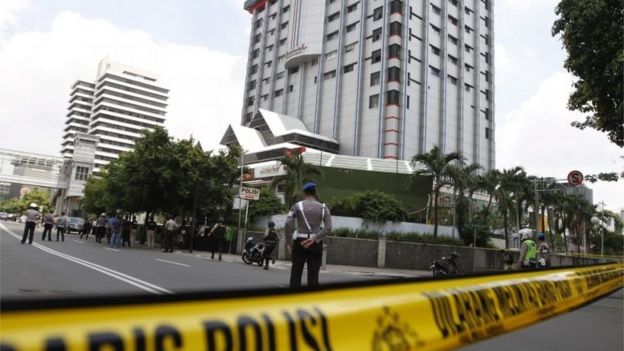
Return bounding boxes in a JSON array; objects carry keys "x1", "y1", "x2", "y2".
[
  {"x1": 285, "y1": 182, "x2": 332, "y2": 288},
  {"x1": 55, "y1": 212, "x2": 67, "y2": 242},
  {"x1": 208, "y1": 218, "x2": 227, "y2": 261},
  {"x1": 163, "y1": 215, "x2": 178, "y2": 253},
  {"x1": 262, "y1": 221, "x2": 279, "y2": 270},
  {"x1": 21, "y1": 203, "x2": 40, "y2": 245},
  {"x1": 41, "y1": 211, "x2": 54, "y2": 241},
  {"x1": 514, "y1": 228, "x2": 537, "y2": 270},
  {"x1": 95, "y1": 213, "x2": 107, "y2": 243}
]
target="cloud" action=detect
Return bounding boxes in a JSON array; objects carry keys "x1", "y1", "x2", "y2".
[
  {"x1": 0, "y1": 11, "x2": 245, "y2": 155},
  {"x1": 496, "y1": 72, "x2": 624, "y2": 210},
  {"x1": 0, "y1": 0, "x2": 30, "y2": 28}
]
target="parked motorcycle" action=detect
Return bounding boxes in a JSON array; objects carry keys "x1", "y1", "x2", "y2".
[
  {"x1": 242, "y1": 237, "x2": 266, "y2": 266},
  {"x1": 430, "y1": 252, "x2": 460, "y2": 277}
]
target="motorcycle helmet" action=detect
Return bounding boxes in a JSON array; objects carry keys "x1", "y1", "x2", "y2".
[
  {"x1": 537, "y1": 233, "x2": 546, "y2": 241},
  {"x1": 247, "y1": 237, "x2": 253, "y2": 242},
  {"x1": 268, "y1": 221, "x2": 275, "y2": 228},
  {"x1": 519, "y1": 228, "x2": 534, "y2": 241},
  {"x1": 29, "y1": 203, "x2": 38, "y2": 209}
]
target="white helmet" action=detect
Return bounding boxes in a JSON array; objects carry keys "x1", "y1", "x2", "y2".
[
  {"x1": 519, "y1": 228, "x2": 534, "y2": 241},
  {"x1": 29, "y1": 203, "x2": 38, "y2": 209},
  {"x1": 100, "y1": 213, "x2": 106, "y2": 217}
]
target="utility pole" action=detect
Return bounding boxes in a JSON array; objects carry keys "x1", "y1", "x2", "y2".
[{"x1": 534, "y1": 179, "x2": 540, "y2": 231}]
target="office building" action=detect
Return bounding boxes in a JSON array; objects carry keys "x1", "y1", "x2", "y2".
[
  {"x1": 61, "y1": 58, "x2": 170, "y2": 173},
  {"x1": 238, "y1": 0, "x2": 495, "y2": 169}
]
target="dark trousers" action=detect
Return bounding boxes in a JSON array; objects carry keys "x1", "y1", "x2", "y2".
[
  {"x1": 263, "y1": 244, "x2": 276, "y2": 268},
  {"x1": 210, "y1": 239, "x2": 224, "y2": 260},
  {"x1": 96, "y1": 227, "x2": 105, "y2": 243},
  {"x1": 289, "y1": 239, "x2": 323, "y2": 288},
  {"x1": 163, "y1": 231, "x2": 174, "y2": 252},
  {"x1": 21, "y1": 222, "x2": 36, "y2": 244},
  {"x1": 122, "y1": 231, "x2": 131, "y2": 247},
  {"x1": 80, "y1": 227, "x2": 90, "y2": 239},
  {"x1": 56, "y1": 227, "x2": 65, "y2": 241},
  {"x1": 42, "y1": 224, "x2": 53, "y2": 241}
]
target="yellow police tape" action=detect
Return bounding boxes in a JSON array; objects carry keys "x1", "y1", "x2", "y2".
[{"x1": 1, "y1": 264, "x2": 622, "y2": 351}]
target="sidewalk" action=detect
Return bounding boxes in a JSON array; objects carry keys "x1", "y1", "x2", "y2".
[{"x1": 177, "y1": 251, "x2": 430, "y2": 279}]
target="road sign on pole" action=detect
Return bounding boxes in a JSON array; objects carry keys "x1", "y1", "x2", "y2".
[
  {"x1": 567, "y1": 170, "x2": 584, "y2": 186},
  {"x1": 239, "y1": 187, "x2": 260, "y2": 201}
]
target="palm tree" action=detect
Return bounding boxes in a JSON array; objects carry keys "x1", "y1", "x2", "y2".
[
  {"x1": 447, "y1": 162, "x2": 481, "y2": 237},
  {"x1": 411, "y1": 146, "x2": 462, "y2": 238},
  {"x1": 271, "y1": 150, "x2": 322, "y2": 208},
  {"x1": 476, "y1": 169, "x2": 501, "y2": 216},
  {"x1": 497, "y1": 167, "x2": 526, "y2": 248}
]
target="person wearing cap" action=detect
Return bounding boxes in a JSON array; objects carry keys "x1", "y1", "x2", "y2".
[
  {"x1": 95, "y1": 213, "x2": 107, "y2": 243},
  {"x1": 514, "y1": 228, "x2": 537, "y2": 270},
  {"x1": 21, "y1": 203, "x2": 40, "y2": 245},
  {"x1": 285, "y1": 182, "x2": 332, "y2": 287},
  {"x1": 207, "y1": 218, "x2": 227, "y2": 261}
]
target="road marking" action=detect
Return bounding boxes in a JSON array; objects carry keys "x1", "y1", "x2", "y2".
[
  {"x1": 0, "y1": 223, "x2": 173, "y2": 295},
  {"x1": 105, "y1": 248, "x2": 120, "y2": 252},
  {"x1": 73, "y1": 240, "x2": 85, "y2": 244},
  {"x1": 156, "y1": 258, "x2": 190, "y2": 267}
]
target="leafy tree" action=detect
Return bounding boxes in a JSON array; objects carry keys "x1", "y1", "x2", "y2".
[
  {"x1": 271, "y1": 149, "x2": 322, "y2": 208},
  {"x1": 0, "y1": 198, "x2": 23, "y2": 213},
  {"x1": 411, "y1": 146, "x2": 462, "y2": 238},
  {"x1": 22, "y1": 189, "x2": 51, "y2": 212},
  {"x1": 496, "y1": 167, "x2": 526, "y2": 248},
  {"x1": 81, "y1": 177, "x2": 112, "y2": 215},
  {"x1": 351, "y1": 191, "x2": 407, "y2": 223},
  {"x1": 248, "y1": 188, "x2": 285, "y2": 221},
  {"x1": 476, "y1": 169, "x2": 501, "y2": 216},
  {"x1": 552, "y1": 0, "x2": 624, "y2": 146}
]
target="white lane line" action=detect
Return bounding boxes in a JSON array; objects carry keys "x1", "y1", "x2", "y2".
[
  {"x1": 105, "y1": 247, "x2": 120, "y2": 252},
  {"x1": 0, "y1": 223, "x2": 173, "y2": 295},
  {"x1": 156, "y1": 258, "x2": 190, "y2": 267},
  {"x1": 73, "y1": 240, "x2": 85, "y2": 244}
]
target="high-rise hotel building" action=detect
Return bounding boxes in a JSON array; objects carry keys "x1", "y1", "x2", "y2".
[
  {"x1": 61, "y1": 58, "x2": 169, "y2": 173},
  {"x1": 240, "y1": 0, "x2": 495, "y2": 169}
]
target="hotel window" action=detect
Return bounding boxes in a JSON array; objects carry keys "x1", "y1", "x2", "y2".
[
  {"x1": 265, "y1": 61, "x2": 272, "y2": 68},
  {"x1": 450, "y1": 0, "x2": 458, "y2": 7},
  {"x1": 249, "y1": 64, "x2": 258, "y2": 74},
  {"x1": 281, "y1": 22, "x2": 288, "y2": 30},
  {"x1": 343, "y1": 63, "x2": 356, "y2": 73},
  {"x1": 465, "y1": 83, "x2": 473, "y2": 92},
  {"x1": 430, "y1": 24, "x2": 441, "y2": 34},
  {"x1": 346, "y1": 22, "x2": 357, "y2": 32},
  {"x1": 465, "y1": 63, "x2": 473, "y2": 72},
  {"x1": 323, "y1": 70, "x2": 337, "y2": 80},
  {"x1": 448, "y1": 55, "x2": 458, "y2": 65},
  {"x1": 289, "y1": 85, "x2": 294, "y2": 92},
  {"x1": 448, "y1": 15, "x2": 458, "y2": 26},
  {"x1": 252, "y1": 49, "x2": 259, "y2": 59},
  {"x1": 327, "y1": 30, "x2": 339, "y2": 41},
  {"x1": 345, "y1": 43, "x2": 356, "y2": 52},
  {"x1": 325, "y1": 50, "x2": 337, "y2": 61},
  {"x1": 371, "y1": 49, "x2": 382, "y2": 63},
  {"x1": 347, "y1": 3, "x2": 358, "y2": 12},
  {"x1": 274, "y1": 89, "x2": 283, "y2": 97},
  {"x1": 389, "y1": 22, "x2": 402, "y2": 36},
  {"x1": 247, "y1": 96, "x2": 255, "y2": 106},
  {"x1": 247, "y1": 80, "x2": 256, "y2": 90},
  {"x1": 388, "y1": 44, "x2": 401, "y2": 59},
  {"x1": 255, "y1": 19, "x2": 263, "y2": 30},
  {"x1": 276, "y1": 72, "x2": 285, "y2": 80},
  {"x1": 430, "y1": 45, "x2": 440, "y2": 56},
  {"x1": 387, "y1": 90, "x2": 400, "y2": 105},
  {"x1": 430, "y1": 66, "x2": 440, "y2": 77},
  {"x1": 289, "y1": 66, "x2": 299, "y2": 74},
  {"x1": 369, "y1": 94, "x2": 380, "y2": 108},
  {"x1": 279, "y1": 38, "x2": 286, "y2": 46},
  {"x1": 371, "y1": 71, "x2": 380, "y2": 86},
  {"x1": 465, "y1": 44, "x2": 473, "y2": 53},
  {"x1": 372, "y1": 28, "x2": 382, "y2": 42},
  {"x1": 282, "y1": 5, "x2": 290, "y2": 13},
  {"x1": 448, "y1": 75, "x2": 458, "y2": 85},
  {"x1": 465, "y1": 25, "x2": 473, "y2": 34},
  {"x1": 373, "y1": 6, "x2": 383, "y2": 21},
  {"x1": 431, "y1": 4, "x2": 441, "y2": 15},
  {"x1": 485, "y1": 127, "x2": 491, "y2": 139},
  {"x1": 328, "y1": 12, "x2": 340, "y2": 22},
  {"x1": 75, "y1": 166, "x2": 90, "y2": 181},
  {"x1": 262, "y1": 94, "x2": 268, "y2": 101},
  {"x1": 390, "y1": 0, "x2": 403, "y2": 14},
  {"x1": 387, "y1": 67, "x2": 401, "y2": 82}
]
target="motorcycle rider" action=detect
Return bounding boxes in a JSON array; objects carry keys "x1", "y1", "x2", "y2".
[
  {"x1": 262, "y1": 221, "x2": 279, "y2": 270},
  {"x1": 514, "y1": 228, "x2": 537, "y2": 269},
  {"x1": 537, "y1": 233, "x2": 551, "y2": 268}
]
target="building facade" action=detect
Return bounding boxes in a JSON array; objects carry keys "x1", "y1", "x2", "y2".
[
  {"x1": 240, "y1": 0, "x2": 495, "y2": 169},
  {"x1": 61, "y1": 58, "x2": 169, "y2": 173},
  {"x1": 0, "y1": 148, "x2": 65, "y2": 201}
]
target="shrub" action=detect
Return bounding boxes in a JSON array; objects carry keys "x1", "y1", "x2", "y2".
[
  {"x1": 328, "y1": 191, "x2": 407, "y2": 223},
  {"x1": 248, "y1": 187, "x2": 286, "y2": 220},
  {"x1": 330, "y1": 228, "x2": 465, "y2": 246}
]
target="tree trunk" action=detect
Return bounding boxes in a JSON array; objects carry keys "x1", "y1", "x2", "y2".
[
  {"x1": 485, "y1": 195, "x2": 493, "y2": 216},
  {"x1": 562, "y1": 213, "x2": 569, "y2": 254},
  {"x1": 433, "y1": 189, "x2": 439, "y2": 239},
  {"x1": 504, "y1": 208, "x2": 509, "y2": 249}
]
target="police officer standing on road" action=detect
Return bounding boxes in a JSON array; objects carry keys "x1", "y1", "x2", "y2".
[
  {"x1": 21, "y1": 203, "x2": 40, "y2": 245},
  {"x1": 41, "y1": 211, "x2": 54, "y2": 241},
  {"x1": 95, "y1": 213, "x2": 106, "y2": 243},
  {"x1": 285, "y1": 182, "x2": 332, "y2": 288},
  {"x1": 163, "y1": 215, "x2": 178, "y2": 253}
]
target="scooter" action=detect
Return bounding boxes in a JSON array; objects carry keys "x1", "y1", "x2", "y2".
[
  {"x1": 242, "y1": 237, "x2": 266, "y2": 266},
  {"x1": 430, "y1": 252, "x2": 460, "y2": 277}
]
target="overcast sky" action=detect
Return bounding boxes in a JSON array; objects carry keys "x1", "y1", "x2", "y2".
[{"x1": 0, "y1": 0, "x2": 622, "y2": 211}]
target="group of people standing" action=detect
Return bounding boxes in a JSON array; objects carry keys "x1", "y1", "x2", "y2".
[{"x1": 20, "y1": 203, "x2": 68, "y2": 245}]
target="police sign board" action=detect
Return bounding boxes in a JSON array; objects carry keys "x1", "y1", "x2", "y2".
[
  {"x1": 567, "y1": 170, "x2": 584, "y2": 186},
  {"x1": 239, "y1": 187, "x2": 260, "y2": 201}
]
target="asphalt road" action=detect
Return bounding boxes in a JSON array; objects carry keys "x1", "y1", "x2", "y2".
[
  {"x1": 0, "y1": 221, "x2": 366, "y2": 299},
  {"x1": 2, "y1": 221, "x2": 622, "y2": 350}
]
